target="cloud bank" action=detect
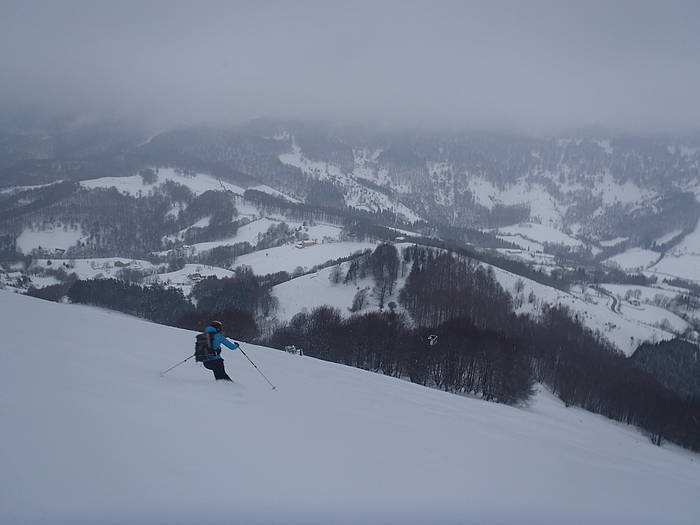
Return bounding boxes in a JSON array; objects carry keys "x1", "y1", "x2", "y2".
[{"x1": 1, "y1": 0, "x2": 699, "y2": 134}]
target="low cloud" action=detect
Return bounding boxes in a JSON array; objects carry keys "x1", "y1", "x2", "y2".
[{"x1": 2, "y1": 0, "x2": 699, "y2": 134}]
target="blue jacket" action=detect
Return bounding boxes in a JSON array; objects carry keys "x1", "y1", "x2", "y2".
[{"x1": 204, "y1": 326, "x2": 239, "y2": 360}]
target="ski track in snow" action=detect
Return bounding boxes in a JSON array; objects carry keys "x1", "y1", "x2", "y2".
[{"x1": 1, "y1": 291, "x2": 699, "y2": 525}]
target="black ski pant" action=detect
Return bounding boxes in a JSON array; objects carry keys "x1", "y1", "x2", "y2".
[{"x1": 203, "y1": 359, "x2": 232, "y2": 381}]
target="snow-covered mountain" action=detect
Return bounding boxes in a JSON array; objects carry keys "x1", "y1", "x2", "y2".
[
  {"x1": 1, "y1": 291, "x2": 699, "y2": 525},
  {"x1": 3, "y1": 119, "x2": 700, "y2": 380},
  {"x1": 3, "y1": 119, "x2": 700, "y2": 270}
]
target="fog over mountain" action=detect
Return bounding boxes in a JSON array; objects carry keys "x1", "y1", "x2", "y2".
[{"x1": 2, "y1": 0, "x2": 700, "y2": 134}]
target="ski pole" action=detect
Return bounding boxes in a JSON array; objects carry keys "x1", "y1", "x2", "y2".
[
  {"x1": 238, "y1": 344, "x2": 277, "y2": 390},
  {"x1": 160, "y1": 353, "x2": 196, "y2": 376}
]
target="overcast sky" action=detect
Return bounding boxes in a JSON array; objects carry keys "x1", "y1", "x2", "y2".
[{"x1": 1, "y1": 0, "x2": 699, "y2": 134}]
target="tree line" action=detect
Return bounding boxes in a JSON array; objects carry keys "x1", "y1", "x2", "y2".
[{"x1": 26, "y1": 269, "x2": 274, "y2": 342}]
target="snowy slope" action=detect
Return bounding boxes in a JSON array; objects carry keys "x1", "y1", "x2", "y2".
[
  {"x1": 489, "y1": 265, "x2": 678, "y2": 354},
  {"x1": 1, "y1": 292, "x2": 699, "y2": 525},
  {"x1": 272, "y1": 264, "x2": 367, "y2": 321},
  {"x1": 16, "y1": 224, "x2": 85, "y2": 254},
  {"x1": 156, "y1": 264, "x2": 235, "y2": 294},
  {"x1": 606, "y1": 248, "x2": 661, "y2": 271},
  {"x1": 647, "y1": 218, "x2": 700, "y2": 283},
  {"x1": 31, "y1": 257, "x2": 162, "y2": 279},
  {"x1": 650, "y1": 254, "x2": 700, "y2": 283},
  {"x1": 189, "y1": 219, "x2": 343, "y2": 254},
  {"x1": 279, "y1": 143, "x2": 422, "y2": 222},
  {"x1": 670, "y1": 218, "x2": 700, "y2": 256},
  {"x1": 498, "y1": 223, "x2": 582, "y2": 248},
  {"x1": 234, "y1": 241, "x2": 374, "y2": 275},
  {"x1": 81, "y1": 167, "x2": 245, "y2": 196},
  {"x1": 272, "y1": 261, "x2": 409, "y2": 323}
]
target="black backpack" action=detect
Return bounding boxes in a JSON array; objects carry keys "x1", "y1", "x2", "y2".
[{"x1": 194, "y1": 332, "x2": 220, "y2": 362}]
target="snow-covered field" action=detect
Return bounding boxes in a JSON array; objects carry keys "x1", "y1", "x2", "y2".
[
  {"x1": 81, "y1": 167, "x2": 245, "y2": 196},
  {"x1": 670, "y1": 218, "x2": 700, "y2": 256},
  {"x1": 190, "y1": 219, "x2": 343, "y2": 254},
  {"x1": 600, "y1": 283, "x2": 685, "y2": 305},
  {"x1": 234, "y1": 241, "x2": 375, "y2": 276},
  {"x1": 272, "y1": 260, "x2": 409, "y2": 323},
  {"x1": 248, "y1": 184, "x2": 302, "y2": 203},
  {"x1": 495, "y1": 248, "x2": 557, "y2": 272},
  {"x1": 496, "y1": 234, "x2": 544, "y2": 251},
  {"x1": 273, "y1": 264, "x2": 369, "y2": 322},
  {"x1": 31, "y1": 257, "x2": 162, "y2": 279},
  {"x1": 158, "y1": 263, "x2": 234, "y2": 285},
  {"x1": 1, "y1": 292, "x2": 698, "y2": 525},
  {"x1": 489, "y1": 265, "x2": 678, "y2": 354},
  {"x1": 16, "y1": 225, "x2": 85, "y2": 254},
  {"x1": 605, "y1": 248, "x2": 660, "y2": 271},
  {"x1": 600, "y1": 237, "x2": 627, "y2": 247},
  {"x1": 498, "y1": 223, "x2": 582, "y2": 247},
  {"x1": 188, "y1": 218, "x2": 282, "y2": 252},
  {"x1": 650, "y1": 255, "x2": 700, "y2": 284}
]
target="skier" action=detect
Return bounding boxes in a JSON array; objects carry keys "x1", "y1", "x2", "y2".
[{"x1": 199, "y1": 321, "x2": 239, "y2": 381}]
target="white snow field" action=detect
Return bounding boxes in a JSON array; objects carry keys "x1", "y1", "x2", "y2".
[
  {"x1": 16, "y1": 224, "x2": 85, "y2": 254},
  {"x1": 487, "y1": 265, "x2": 677, "y2": 355},
  {"x1": 650, "y1": 254, "x2": 700, "y2": 283},
  {"x1": 273, "y1": 263, "x2": 366, "y2": 322},
  {"x1": 189, "y1": 219, "x2": 344, "y2": 254},
  {"x1": 80, "y1": 167, "x2": 246, "y2": 197},
  {"x1": 605, "y1": 247, "x2": 661, "y2": 271},
  {"x1": 670, "y1": 218, "x2": 700, "y2": 256},
  {"x1": 31, "y1": 257, "x2": 162, "y2": 279},
  {"x1": 1, "y1": 292, "x2": 699, "y2": 525},
  {"x1": 234, "y1": 241, "x2": 374, "y2": 275},
  {"x1": 498, "y1": 223, "x2": 582, "y2": 248}
]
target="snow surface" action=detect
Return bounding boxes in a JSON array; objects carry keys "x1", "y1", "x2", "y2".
[
  {"x1": 0, "y1": 180, "x2": 62, "y2": 195},
  {"x1": 597, "y1": 173, "x2": 650, "y2": 207},
  {"x1": 498, "y1": 223, "x2": 582, "y2": 248},
  {"x1": 1, "y1": 292, "x2": 699, "y2": 525},
  {"x1": 600, "y1": 237, "x2": 627, "y2": 247},
  {"x1": 81, "y1": 167, "x2": 245, "y2": 197},
  {"x1": 467, "y1": 177, "x2": 565, "y2": 227},
  {"x1": 650, "y1": 254, "x2": 700, "y2": 284},
  {"x1": 601, "y1": 284, "x2": 684, "y2": 305},
  {"x1": 191, "y1": 216, "x2": 211, "y2": 228},
  {"x1": 272, "y1": 260, "x2": 409, "y2": 323},
  {"x1": 279, "y1": 143, "x2": 422, "y2": 223},
  {"x1": 234, "y1": 241, "x2": 374, "y2": 276},
  {"x1": 188, "y1": 218, "x2": 282, "y2": 253},
  {"x1": 656, "y1": 229, "x2": 684, "y2": 245},
  {"x1": 670, "y1": 218, "x2": 700, "y2": 256},
  {"x1": 156, "y1": 264, "x2": 235, "y2": 295},
  {"x1": 190, "y1": 220, "x2": 344, "y2": 255},
  {"x1": 488, "y1": 265, "x2": 677, "y2": 354},
  {"x1": 16, "y1": 225, "x2": 84, "y2": 254},
  {"x1": 494, "y1": 249, "x2": 558, "y2": 274},
  {"x1": 272, "y1": 263, "x2": 370, "y2": 322},
  {"x1": 605, "y1": 248, "x2": 660, "y2": 271},
  {"x1": 31, "y1": 257, "x2": 161, "y2": 280},
  {"x1": 496, "y1": 234, "x2": 544, "y2": 252},
  {"x1": 249, "y1": 184, "x2": 302, "y2": 203}
]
